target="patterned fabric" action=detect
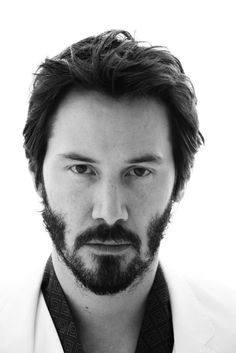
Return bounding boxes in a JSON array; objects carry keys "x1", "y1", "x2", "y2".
[
  {"x1": 42, "y1": 257, "x2": 83, "y2": 353},
  {"x1": 135, "y1": 266, "x2": 174, "y2": 352},
  {"x1": 41, "y1": 256, "x2": 174, "y2": 353}
]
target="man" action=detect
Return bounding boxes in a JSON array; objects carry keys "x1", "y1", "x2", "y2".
[{"x1": 0, "y1": 30, "x2": 235, "y2": 353}]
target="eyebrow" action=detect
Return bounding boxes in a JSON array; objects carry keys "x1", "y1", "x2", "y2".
[
  {"x1": 57, "y1": 152, "x2": 163, "y2": 164},
  {"x1": 57, "y1": 153, "x2": 99, "y2": 163},
  {"x1": 125, "y1": 153, "x2": 163, "y2": 164}
]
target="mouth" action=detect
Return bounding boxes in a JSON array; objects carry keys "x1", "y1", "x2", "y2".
[{"x1": 85, "y1": 242, "x2": 132, "y2": 253}]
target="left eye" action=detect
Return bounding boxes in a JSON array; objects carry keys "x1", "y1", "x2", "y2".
[
  {"x1": 70, "y1": 165, "x2": 95, "y2": 175},
  {"x1": 127, "y1": 168, "x2": 151, "y2": 177}
]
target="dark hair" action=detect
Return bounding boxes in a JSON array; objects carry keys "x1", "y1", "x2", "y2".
[{"x1": 23, "y1": 29, "x2": 204, "y2": 200}]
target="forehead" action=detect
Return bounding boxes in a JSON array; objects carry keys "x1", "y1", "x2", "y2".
[{"x1": 47, "y1": 90, "x2": 172, "y2": 161}]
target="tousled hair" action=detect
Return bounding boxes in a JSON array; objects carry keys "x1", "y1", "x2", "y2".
[{"x1": 23, "y1": 29, "x2": 204, "y2": 200}]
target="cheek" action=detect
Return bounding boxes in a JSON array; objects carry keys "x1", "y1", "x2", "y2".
[
  {"x1": 131, "y1": 174, "x2": 174, "y2": 216},
  {"x1": 43, "y1": 163, "x2": 86, "y2": 209},
  {"x1": 61, "y1": 188, "x2": 90, "y2": 220},
  {"x1": 44, "y1": 174, "x2": 91, "y2": 228},
  {"x1": 51, "y1": 187, "x2": 91, "y2": 249}
]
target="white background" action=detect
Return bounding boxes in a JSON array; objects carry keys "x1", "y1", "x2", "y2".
[{"x1": 0, "y1": 0, "x2": 235, "y2": 288}]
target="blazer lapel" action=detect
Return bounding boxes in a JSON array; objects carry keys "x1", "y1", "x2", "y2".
[
  {"x1": 161, "y1": 262, "x2": 216, "y2": 353},
  {"x1": 34, "y1": 292, "x2": 64, "y2": 353}
]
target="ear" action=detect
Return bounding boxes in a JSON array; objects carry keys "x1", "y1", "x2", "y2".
[
  {"x1": 28, "y1": 168, "x2": 43, "y2": 199},
  {"x1": 172, "y1": 184, "x2": 185, "y2": 204},
  {"x1": 175, "y1": 187, "x2": 185, "y2": 202},
  {"x1": 36, "y1": 182, "x2": 43, "y2": 199}
]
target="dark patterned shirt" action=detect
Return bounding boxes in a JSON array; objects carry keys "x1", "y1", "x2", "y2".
[{"x1": 41, "y1": 256, "x2": 174, "y2": 353}]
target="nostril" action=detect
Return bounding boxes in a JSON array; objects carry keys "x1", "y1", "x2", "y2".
[{"x1": 92, "y1": 202, "x2": 128, "y2": 224}]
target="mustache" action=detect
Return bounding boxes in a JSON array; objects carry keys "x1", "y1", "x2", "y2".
[{"x1": 74, "y1": 223, "x2": 141, "y2": 252}]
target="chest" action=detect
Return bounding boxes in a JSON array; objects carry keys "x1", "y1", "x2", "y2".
[{"x1": 81, "y1": 333, "x2": 138, "y2": 353}]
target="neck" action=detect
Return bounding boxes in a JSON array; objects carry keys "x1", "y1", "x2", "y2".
[
  {"x1": 51, "y1": 249, "x2": 159, "y2": 325},
  {"x1": 52, "y1": 250, "x2": 160, "y2": 352}
]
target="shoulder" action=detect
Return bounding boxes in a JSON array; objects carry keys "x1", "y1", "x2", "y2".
[
  {"x1": 0, "y1": 264, "x2": 45, "y2": 312},
  {"x1": 162, "y1": 262, "x2": 236, "y2": 352},
  {"x1": 186, "y1": 275, "x2": 236, "y2": 352},
  {"x1": 162, "y1": 262, "x2": 236, "y2": 316},
  {"x1": 0, "y1": 262, "x2": 52, "y2": 353},
  {"x1": 186, "y1": 275, "x2": 236, "y2": 326}
]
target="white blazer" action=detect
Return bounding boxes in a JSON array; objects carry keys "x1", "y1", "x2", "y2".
[{"x1": 0, "y1": 261, "x2": 235, "y2": 353}]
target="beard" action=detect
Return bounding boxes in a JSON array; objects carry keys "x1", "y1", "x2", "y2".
[{"x1": 41, "y1": 184, "x2": 173, "y2": 296}]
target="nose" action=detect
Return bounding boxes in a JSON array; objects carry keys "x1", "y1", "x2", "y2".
[{"x1": 92, "y1": 179, "x2": 128, "y2": 225}]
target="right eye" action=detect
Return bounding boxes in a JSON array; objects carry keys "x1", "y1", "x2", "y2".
[{"x1": 70, "y1": 165, "x2": 95, "y2": 175}]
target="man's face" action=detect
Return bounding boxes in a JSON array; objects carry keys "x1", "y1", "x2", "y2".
[{"x1": 42, "y1": 90, "x2": 176, "y2": 295}]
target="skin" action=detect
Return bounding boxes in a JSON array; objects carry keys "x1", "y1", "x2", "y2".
[{"x1": 41, "y1": 90, "x2": 176, "y2": 352}]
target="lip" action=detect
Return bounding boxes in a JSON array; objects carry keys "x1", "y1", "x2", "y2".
[{"x1": 85, "y1": 243, "x2": 131, "y2": 253}]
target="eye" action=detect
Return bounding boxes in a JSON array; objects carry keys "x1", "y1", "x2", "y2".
[
  {"x1": 70, "y1": 165, "x2": 95, "y2": 175},
  {"x1": 127, "y1": 167, "x2": 152, "y2": 177}
]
